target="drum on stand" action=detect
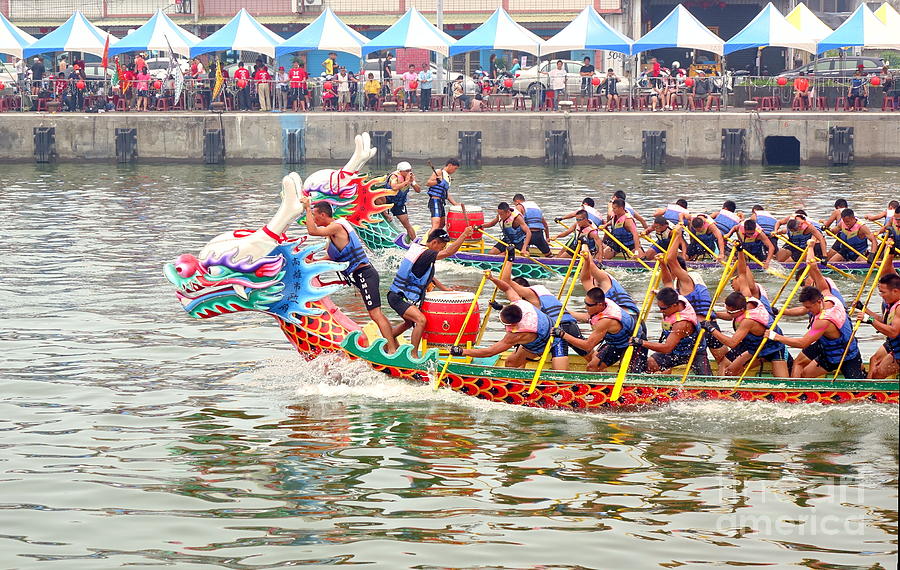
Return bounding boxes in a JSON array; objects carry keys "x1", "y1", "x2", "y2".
[
  {"x1": 420, "y1": 291, "x2": 481, "y2": 347},
  {"x1": 447, "y1": 206, "x2": 484, "y2": 241}
]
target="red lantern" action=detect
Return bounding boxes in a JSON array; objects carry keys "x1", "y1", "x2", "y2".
[
  {"x1": 591, "y1": 76, "x2": 601, "y2": 86},
  {"x1": 410, "y1": 80, "x2": 418, "y2": 89},
  {"x1": 870, "y1": 76, "x2": 882, "y2": 86},
  {"x1": 76, "y1": 80, "x2": 85, "y2": 89},
  {"x1": 503, "y1": 78, "x2": 513, "y2": 88},
  {"x1": 153, "y1": 80, "x2": 162, "y2": 90},
  {"x1": 684, "y1": 77, "x2": 694, "y2": 87},
  {"x1": 237, "y1": 78, "x2": 247, "y2": 88},
  {"x1": 776, "y1": 76, "x2": 788, "y2": 86},
  {"x1": 323, "y1": 80, "x2": 333, "y2": 90},
  {"x1": 0, "y1": 82, "x2": 5, "y2": 90}
]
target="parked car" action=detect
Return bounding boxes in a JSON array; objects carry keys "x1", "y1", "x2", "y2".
[
  {"x1": 511, "y1": 59, "x2": 631, "y2": 96},
  {"x1": 778, "y1": 56, "x2": 886, "y2": 78},
  {"x1": 143, "y1": 57, "x2": 190, "y2": 80}
]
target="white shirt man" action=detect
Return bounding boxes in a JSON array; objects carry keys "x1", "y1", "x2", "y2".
[{"x1": 547, "y1": 60, "x2": 567, "y2": 110}]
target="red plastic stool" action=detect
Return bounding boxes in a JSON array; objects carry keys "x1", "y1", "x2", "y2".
[{"x1": 883, "y1": 96, "x2": 897, "y2": 111}]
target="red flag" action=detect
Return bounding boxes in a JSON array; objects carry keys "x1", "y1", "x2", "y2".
[{"x1": 101, "y1": 35, "x2": 110, "y2": 69}]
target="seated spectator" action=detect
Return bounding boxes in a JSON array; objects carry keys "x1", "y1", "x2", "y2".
[
  {"x1": 599, "y1": 69, "x2": 620, "y2": 110},
  {"x1": 688, "y1": 70, "x2": 711, "y2": 111},
  {"x1": 363, "y1": 73, "x2": 380, "y2": 110},
  {"x1": 452, "y1": 74, "x2": 472, "y2": 110},
  {"x1": 792, "y1": 72, "x2": 811, "y2": 110}
]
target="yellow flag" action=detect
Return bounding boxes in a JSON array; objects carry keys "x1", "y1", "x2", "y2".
[{"x1": 212, "y1": 60, "x2": 224, "y2": 99}]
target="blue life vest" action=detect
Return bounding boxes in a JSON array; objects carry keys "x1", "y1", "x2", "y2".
[
  {"x1": 501, "y1": 210, "x2": 527, "y2": 245},
  {"x1": 885, "y1": 300, "x2": 900, "y2": 356},
  {"x1": 740, "y1": 226, "x2": 766, "y2": 260},
  {"x1": 735, "y1": 301, "x2": 785, "y2": 359},
  {"x1": 520, "y1": 200, "x2": 545, "y2": 230},
  {"x1": 582, "y1": 205, "x2": 603, "y2": 226},
  {"x1": 788, "y1": 224, "x2": 813, "y2": 249},
  {"x1": 427, "y1": 171, "x2": 450, "y2": 201},
  {"x1": 385, "y1": 171, "x2": 410, "y2": 206},
  {"x1": 690, "y1": 218, "x2": 718, "y2": 253},
  {"x1": 389, "y1": 243, "x2": 434, "y2": 304},
  {"x1": 837, "y1": 221, "x2": 869, "y2": 257},
  {"x1": 605, "y1": 277, "x2": 639, "y2": 315},
  {"x1": 685, "y1": 281, "x2": 712, "y2": 320},
  {"x1": 326, "y1": 219, "x2": 369, "y2": 276},
  {"x1": 530, "y1": 285, "x2": 576, "y2": 324},
  {"x1": 825, "y1": 278, "x2": 846, "y2": 309},
  {"x1": 659, "y1": 296, "x2": 699, "y2": 357},
  {"x1": 590, "y1": 300, "x2": 635, "y2": 349},
  {"x1": 610, "y1": 213, "x2": 635, "y2": 249},
  {"x1": 714, "y1": 208, "x2": 740, "y2": 234},
  {"x1": 813, "y1": 298, "x2": 860, "y2": 364},
  {"x1": 754, "y1": 210, "x2": 778, "y2": 235},
  {"x1": 513, "y1": 301, "x2": 552, "y2": 354},
  {"x1": 663, "y1": 203, "x2": 690, "y2": 225}
]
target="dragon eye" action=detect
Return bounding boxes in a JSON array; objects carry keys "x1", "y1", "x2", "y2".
[{"x1": 207, "y1": 266, "x2": 224, "y2": 276}]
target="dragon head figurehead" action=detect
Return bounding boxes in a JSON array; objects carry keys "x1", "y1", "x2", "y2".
[
  {"x1": 164, "y1": 171, "x2": 345, "y2": 324},
  {"x1": 300, "y1": 132, "x2": 393, "y2": 227}
]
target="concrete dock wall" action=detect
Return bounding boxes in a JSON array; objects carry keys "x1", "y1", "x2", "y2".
[{"x1": 1, "y1": 111, "x2": 898, "y2": 165}]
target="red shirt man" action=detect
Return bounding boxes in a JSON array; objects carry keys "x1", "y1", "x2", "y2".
[
  {"x1": 288, "y1": 63, "x2": 307, "y2": 88},
  {"x1": 254, "y1": 66, "x2": 271, "y2": 83},
  {"x1": 234, "y1": 64, "x2": 250, "y2": 82}
]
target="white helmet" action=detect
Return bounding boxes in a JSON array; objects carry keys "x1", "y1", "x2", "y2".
[
  {"x1": 672, "y1": 61, "x2": 680, "y2": 69},
  {"x1": 397, "y1": 161, "x2": 412, "y2": 171}
]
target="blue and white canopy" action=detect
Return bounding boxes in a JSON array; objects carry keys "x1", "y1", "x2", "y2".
[
  {"x1": 449, "y1": 8, "x2": 543, "y2": 56},
  {"x1": 543, "y1": 5, "x2": 632, "y2": 55},
  {"x1": 785, "y1": 3, "x2": 832, "y2": 44},
  {"x1": 0, "y1": 12, "x2": 37, "y2": 58},
  {"x1": 23, "y1": 11, "x2": 117, "y2": 59},
  {"x1": 817, "y1": 3, "x2": 900, "y2": 53},
  {"x1": 631, "y1": 4, "x2": 724, "y2": 56},
  {"x1": 276, "y1": 7, "x2": 368, "y2": 58},
  {"x1": 362, "y1": 7, "x2": 455, "y2": 58},
  {"x1": 109, "y1": 10, "x2": 200, "y2": 58},
  {"x1": 191, "y1": 9, "x2": 283, "y2": 59},
  {"x1": 725, "y1": 3, "x2": 817, "y2": 55},
  {"x1": 874, "y1": 3, "x2": 900, "y2": 37}
]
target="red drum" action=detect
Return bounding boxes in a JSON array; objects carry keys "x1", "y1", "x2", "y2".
[
  {"x1": 421, "y1": 291, "x2": 481, "y2": 347},
  {"x1": 447, "y1": 205, "x2": 484, "y2": 241}
]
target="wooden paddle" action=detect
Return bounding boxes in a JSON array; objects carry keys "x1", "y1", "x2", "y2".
[
  {"x1": 527, "y1": 242, "x2": 583, "y2": 394},
  {"x1": 823, "y1": 227, "x2": 869, "y2": 262},
  {"x1": 734, "y1": 264, "x2": 811, "y2": 387},
  {"x1": 679, "y1": 244, "x2": 739, "y2": 384}
]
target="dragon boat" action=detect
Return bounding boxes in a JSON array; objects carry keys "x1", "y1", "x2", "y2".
[{"x1": 164, "y1": 133, "x2": 899, "y2": 410}]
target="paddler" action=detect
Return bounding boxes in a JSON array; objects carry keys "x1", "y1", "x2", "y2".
[
  {"x1": 480, "y1": 202, "x2": 532, "y2": 254},
  {"x1": 554, "y1": 209, "x2": 602, "y2": 259},
  {"x1": 629, "y1": 287, "x2": 703, "y2": 374},
  {"x1": 725, "y1": 218, "x2": 775, "y2": 268},
  {"x1": 388, "y1": 227, "x2": 473, "y2": 358},
  {"x1": 653, "y1": 198, "x2": 691, "y2": 225},
  {"x1": 825, "y1": 208, "x2": 877, "y2": 263},
  {"x1": 765, "y1": 284, "x2": 865, "y2": 379},
  {"x1": 659, "y1": 228, "x2": 723, "y2": 367},
  {"x1": 878, "y1": 206, "x2": 900, "y2": 250},
  {"x1": 864, "y1": 200, "x2": 899, "y2": 228},
  {"x1": 383, "y1": 161, "x2": 421, "y2": 242},
  {"x1": 556, "y1": 197, "x2": 604, "y2": 227},
  {"x1": 710, "y1": 200, "x2": 742, "y2": 235},
  {"x1": 773, "y1": 211, "x2": 827, "y2": 262},
  {"x1": 485, "y1": 267, "x2": 586, "y2": 370},
  {"x1": 512, "y1": 193, "x2": 552, "y2": 256},
  {"x1": 857, "y1": 261, "x2": 900, "y2": 379},
  {"x1": 608, "y1": 190, "x2": 649, "y2": 229},
  {"x1": 449, "y1": 299, "x2": 553, "y2": 369},
  {"x1": 820, "y1": 198, "x2": 849, "y2": 231},
  {"x1": 425, "y1": 158, "x2": 462, "y2": 232},
  {"x1": 728, "y1": 246, "x2": 775, "y2": 317},
  {"x1": 577, "y1": 249, "x2": 641, "y2": 317},
  {"x1": 302, "y1": 198, "x2": 399, "y2": 353},
  {"x1": 702, "y1": 292, "x2": 790, "y2": 377},
  {"x1": 684, "y1": 213, "x2": 726, "y2": 261},
  {"x1": 599, "y1": 198, "x2": 643, "y2": 260},
  {"x1": 640, "y1": 216, "x2": 675, "y2": 260},
  {"x1": 552, "y1": 287, "x2": 636, "y2": 372}
]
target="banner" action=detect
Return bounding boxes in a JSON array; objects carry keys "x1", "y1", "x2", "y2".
[
  {"x1": 212, "y1": 60, "x2": 224, "y2": 100},
  {"x1": 164, "y1": 35, "x2": 185, "y2": 106}
]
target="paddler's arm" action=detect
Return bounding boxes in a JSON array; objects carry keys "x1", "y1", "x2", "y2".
[
  {"x1": 480, "y1": 215, "x2": 500, "y2": 229},
  {"x1": 705, "y1": 318, "x2": 751, "y2": 349},
  {"x1": 458, "y1": 333, "x2": 521, "y2": 358},
  {"x1": 632, "y1": 210, "x2": 649, "y2": 230},
  {"x1": 430, "y1": 277, "x2": 450, "y2": 292},
  {"x1": 447, "y1": 194, "x2": 461, "y2": 207},
  {"x1": 767, "y1": 319, "x2": 828, "y2": 348},
  {"x1": 805, "y1": 248, "x2": 830, "y2": 293},
  {"x1": 864, "y1": 304, "x2": 900, "y2": 337},
  {"x1": 809, "y1": 225, "x2": 828, "y2": 253},
  {"x1": 555, "y1": 322, "x2": 606, "y2": 353},
  {"x1": 581, "y1": 248, "x2": 611, "y2": 290},
  {"x1": 774, "y1": 215, "x2": 789, "y2": 233},
  {"x1": 761, "y1": 233, "x2": 775, "y2": 267},
  {"x1": 640, "y1": 321, "x2": 692, "y2": 353},
  {"x1": 437, "y1": 226, "x2": 474, "y2": 259},
  {"x1": 628, "y1": 218, "x2": 644, "y2": 255},
  {"x1": 299, "y1": 195, "x2": 334, "y2": 237},
  {"x1": 861, "y1": 224, "x2": 877, "y2": 253},
  {"x1": 505, "y1": 279, "x2": 536, "y2": 304},
  {"x1": 711, "y1": 224, "x2": 727, "y2": 261},
  {"x1": 425, "y1": 168, "x2": 441, "y2": 187},
  {"x1": 518, "y1": 218, "x2": 533, "y2": 250},
  {"x1": 555, "y1": 224, "x2": 575, "y2": 239}
]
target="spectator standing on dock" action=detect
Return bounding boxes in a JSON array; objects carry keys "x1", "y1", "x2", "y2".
[
  {"x1": 489, "y1": 53, "x2": 499, "y2": 79},
  {"x1": 548, "y1": 60, "x2": 566, "y2": 110},
  {"x1": 418, "y1": 63, "x2": 433, "y2": 112},
  {"x1": 847, "y1": 70, "x2": 868, "y2": 110},
  {"x1": 599, "y1": 69, "x2": 620, "y2": 110},
  {"x1": 275, "y1": 67, "x2": 288, "y2": 110},
  {"x1": 336, "y1": 67, "x2": 351, "y2": 111},
  {"x1": 255, "y1": 64, "x2": 272, "y2": 111},
  {"x1": 382, "y1": 53, "x2": 393, "y2": 94},
  {"x1": 402, "y1": 64, "x2": 418, "y2": 110},
  {"x1": 323, "y1": 52, "x2": 336, "y2": 77},
  {"x1": 135, "y1": 66, "x2": 150, "y2": 111},
  {"x1": 30, "y1": 57, "x2": 45, "y2": 96},
  {"x1": 234, "y1": 62, "x2": 250, "y2": 111},
  {"x1": 579, "y1": 56, "x2": 595, "y2": 96}
]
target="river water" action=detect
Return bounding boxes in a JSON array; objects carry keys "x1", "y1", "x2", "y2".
[{"x1": 1, "y1": 162, "x2": 897, "y2": 568}]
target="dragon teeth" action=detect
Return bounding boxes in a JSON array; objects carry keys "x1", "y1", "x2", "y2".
[{"x1": 233, "y1": 285, "x2": 249, "y2": 300}]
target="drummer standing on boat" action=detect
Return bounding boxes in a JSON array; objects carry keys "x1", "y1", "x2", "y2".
[
  {"x1": 388, "y1": 227, "x2": 473, "y2": 358},
  {"x1": 384, "y1": 161, "x2": 421, "y2": 242},
  {"x1": 302, "y1": 197, "x2": 399, "y2": 353},
  {"x1": 426, "y1": 159, "x2": 462, "y2": 232}
]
